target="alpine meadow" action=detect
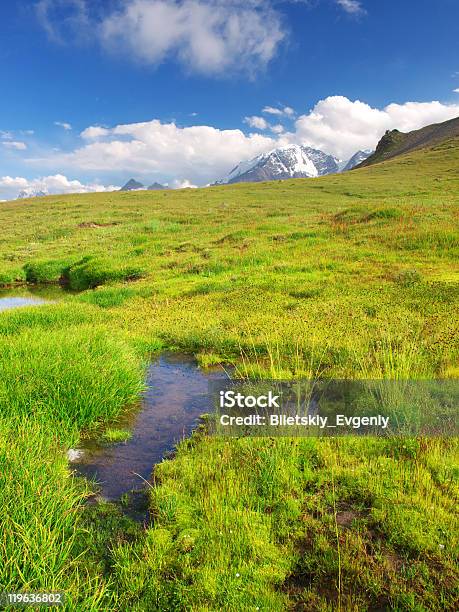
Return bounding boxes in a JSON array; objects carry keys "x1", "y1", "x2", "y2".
[{"x1": 0, "y1": 131, "x2": 458, "y2": 610}]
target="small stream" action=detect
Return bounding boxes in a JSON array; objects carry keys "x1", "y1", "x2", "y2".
[
  {"x1": 72, "y1": 353, "x2": 229, "y2": 500},
  {"x1": 0, "y1": 291, "x2": 229, "y2": 503}
]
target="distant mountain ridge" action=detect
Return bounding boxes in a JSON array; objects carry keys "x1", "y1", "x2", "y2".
[
  {"x1": 343, "y1": 150, "x2": 373, "y2": 172},
  {"x1": 17, "y1": 188, "x2": 49, "y2": 199},
  {"x1": 216, "y1": 145, "x2": 339, "y2": 184},
  {"x1": 148, "y1": 182, "x2": 170, "y2": 190},
  {"x1": 356, "y1": 116, "x2": 459, "y2": 168},
  {"x1": 120, "y1": 179, "x2": 169, "y2": 191},
  {"x1": 215, "y1": 145, "x2": 372, "y2": 185},
  {"x1": 120, "y1": 179, "x2": 144, "y2": 191}
]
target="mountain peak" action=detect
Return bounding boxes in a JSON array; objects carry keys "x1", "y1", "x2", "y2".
[
  {"x1": 148, "y1": 182, "x2": 169, "y2": 190},
  {"x1": 343, "y1": 150, "x2": 373, "y2": 171},
  {"x1": 356, "y1": 116, "x2": 459, "y2": 168},
  {"x1": 216, "y1": 144, "x2": 340, "y2": 185},
  {"x1": 17, "y1": 188, "x2": 49, "y2": 200},
  {"x1": 120, "y1": 179, "x2": 145, "y2": 191}
]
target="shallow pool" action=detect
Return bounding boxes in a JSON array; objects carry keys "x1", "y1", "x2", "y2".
[
  {"x1": 0, "y1": 296, "x2": 48, "y2": 311},
  {"x1": 73, "y1": 352, "x2": 229, "y2": 500}
]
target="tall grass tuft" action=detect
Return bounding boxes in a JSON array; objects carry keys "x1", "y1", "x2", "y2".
[{"x1": 0, "y1": 325, "x2": 144, "y2": 428}]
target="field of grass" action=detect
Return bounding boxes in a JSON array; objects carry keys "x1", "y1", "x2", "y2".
[{"x1": 0, "y1": 139, "x2": 458, "y2": 610}]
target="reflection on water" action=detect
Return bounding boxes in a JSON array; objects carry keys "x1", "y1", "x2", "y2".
[
  {"x1": 0, "y1": 296, "x2": 47, "y2": 311},
  {"x1": 0, "y1": 285, "x2": 65, "y2": 311},
  {"x1": 74, "y1": 353, "x2": 229, "y2": 500}
]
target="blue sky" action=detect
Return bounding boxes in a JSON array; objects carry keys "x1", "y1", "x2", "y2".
[{"x1": 1, "y1": 0, "x2": 459, "y2": 198}]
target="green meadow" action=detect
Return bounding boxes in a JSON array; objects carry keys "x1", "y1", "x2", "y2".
[{"x1": 0, "y1": 139, "x2": 458, "y2": 610}]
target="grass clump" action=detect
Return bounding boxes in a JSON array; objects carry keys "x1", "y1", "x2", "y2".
[
  {"x1": 76, "y1": 286, "x2": 137, "y2": 308},
  {"x1": 109, "y1": 436, "x2": 294, "y2": 611},
  {"x1": 101, "y1": 436, "x2": 458, "y2": 611},
  {"x1": 0, "y1": 417, "x2": 102, "y2": 605},
  {"x1": 0, "y1": 267, "x2": 25, "y2": 286},
  {"x1": 62, "y1": 256, "x2": 146, "y2": 290},
  {"x1": 0, "y1": 302, "x2": 101, "y2": 336},
  {"x1": 102, "y1": 428, "x2": 132, "y2": 443},
  {"x1": 23, "y1": 259, "x2": 68, "y2": 283},
  {"x1": 0, "y1": 324, "x2": 143, "y2": 428},
  {"x1": 0, "y1": 306, "x2": 145, "y2": 608},
  {"x1": 196, "y1": 351, "x2": 227, "y2": 368}
]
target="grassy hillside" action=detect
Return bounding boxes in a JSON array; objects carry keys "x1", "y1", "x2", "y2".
[
  {"x1": 0, "y1": 140, "x2": 458, "y2": 610},
  {"x1": 358, "y1": 118, "x2": 459, "y2": 168},
  {"x1": 1, "y1": 137, "x2": 459, "y2": 377}
]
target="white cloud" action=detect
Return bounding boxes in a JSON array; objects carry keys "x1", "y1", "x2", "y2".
[
  {"x1": 36, "y1": 1, "x2": 371, "y2": 78},
  {"x1": 0, "y1": 174, "x2": 119, "y2": 201},
  {"x1": 262, "y1": 106, "x2": 282, "y2": 115},
  {"x1": 336, "y1": 0, "x2": 365, "y2": 15},
  {"x1": 30, "y1": 119, "x2": 279, "y2": 185},
  {"x1": 24, "y1": 96, "x2": 459, "y2": 185},
  {"x1": 80, "y1": 125, "x2": 110, "y2": 139},
  {"x1": 172, "y1": 178, "x2": 198, "y2": 188},
  {"x1": 55, "y1": 121, "x2": 72, "y2": 130},
  {"x1": 100, "y1": 0, "x2": 286, "y2": 76},
  {"x1": 3, "y1": 141, "x2": 27, "y2": 150},
  {"x1": 244, "y1": 116, "x2": 269, "y2": 130},
  {"x1": 262, "y1": 105, "x2": 295, "y2": 116},
  {"x1": 293, "y1": 96, "x2": 459, "y2": 158},
  {"x1": 36, "y1": 0, "x2": 91, "y2": 43},
  {"x1": 454, "y1": 88, "x2": 459, "y2": 94},
  {"x1": 0, "y1": 131, "x2": 13, "y2": 140}
]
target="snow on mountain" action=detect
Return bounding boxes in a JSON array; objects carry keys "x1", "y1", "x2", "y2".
[
  {"x1": 216, "y1": 144, "x2": 340, "y2": 184},
  {"x1": 342, "y1": 149, "x2": 373, "y2": 171},
  {"x1": 16, "y1": 188, "x2": 49, "y2": 199},
  {"x1": 216, "y1": 145, "x2": 376, "y2": 185}
]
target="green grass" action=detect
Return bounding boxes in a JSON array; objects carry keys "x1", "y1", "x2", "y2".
[
  {"x1": 0, "y1": 314, "x2": 144, "y2": 609},
  {"x1": 0, "y1": 140, "x2": 458, "y2": 609},
  {"x1": 62, "y1": 256, "x2": 146, "y2": 290},
  {"x1": 102, "y1": 428, "x2": 133, "y2": 443},
  {"x1": 134, "y1": 435, "x2": 457, "y2": 611},
  {"x1": 23, "y1": 259, "x2": 68, "y2": 283},
  {"x1": 0, "y1": 322, "x2": 143, "y2": 428},
  {"x1": 0, "y1": 417, "x2": 116, "y2": 608}
]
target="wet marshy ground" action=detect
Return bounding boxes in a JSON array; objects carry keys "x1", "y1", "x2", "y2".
[
  {"x1": 0, "y1": 293, "x2": 229, "y2": 506},
  {"x1": 72, "y1": 352, "x2": 229, "y2": 500}
]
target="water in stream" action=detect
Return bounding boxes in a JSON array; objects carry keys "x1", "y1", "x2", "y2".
[
  {"x1": 73, "y1": 353, "x2": 229, "y2": 500},
  {"x1": 0, "y1": 293, "x2": 228, "y2": 501},
  {"x1": 0, "y1": 296, "x2": 48, "y2": 311},
  {"x1": 0, "y1": 285, "x2": 64, "y2": 311}
]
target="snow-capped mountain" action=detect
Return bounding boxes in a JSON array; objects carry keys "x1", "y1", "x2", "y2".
[
  {"x1": 216, "y1": 145, "x2": 340, "y2": 184},
  {"x1": 342, "y1": 149, "x2": 373, "y2": 171},
  {"x1": 17, "y1": 188, "x2": 49, "y2": 199}
]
